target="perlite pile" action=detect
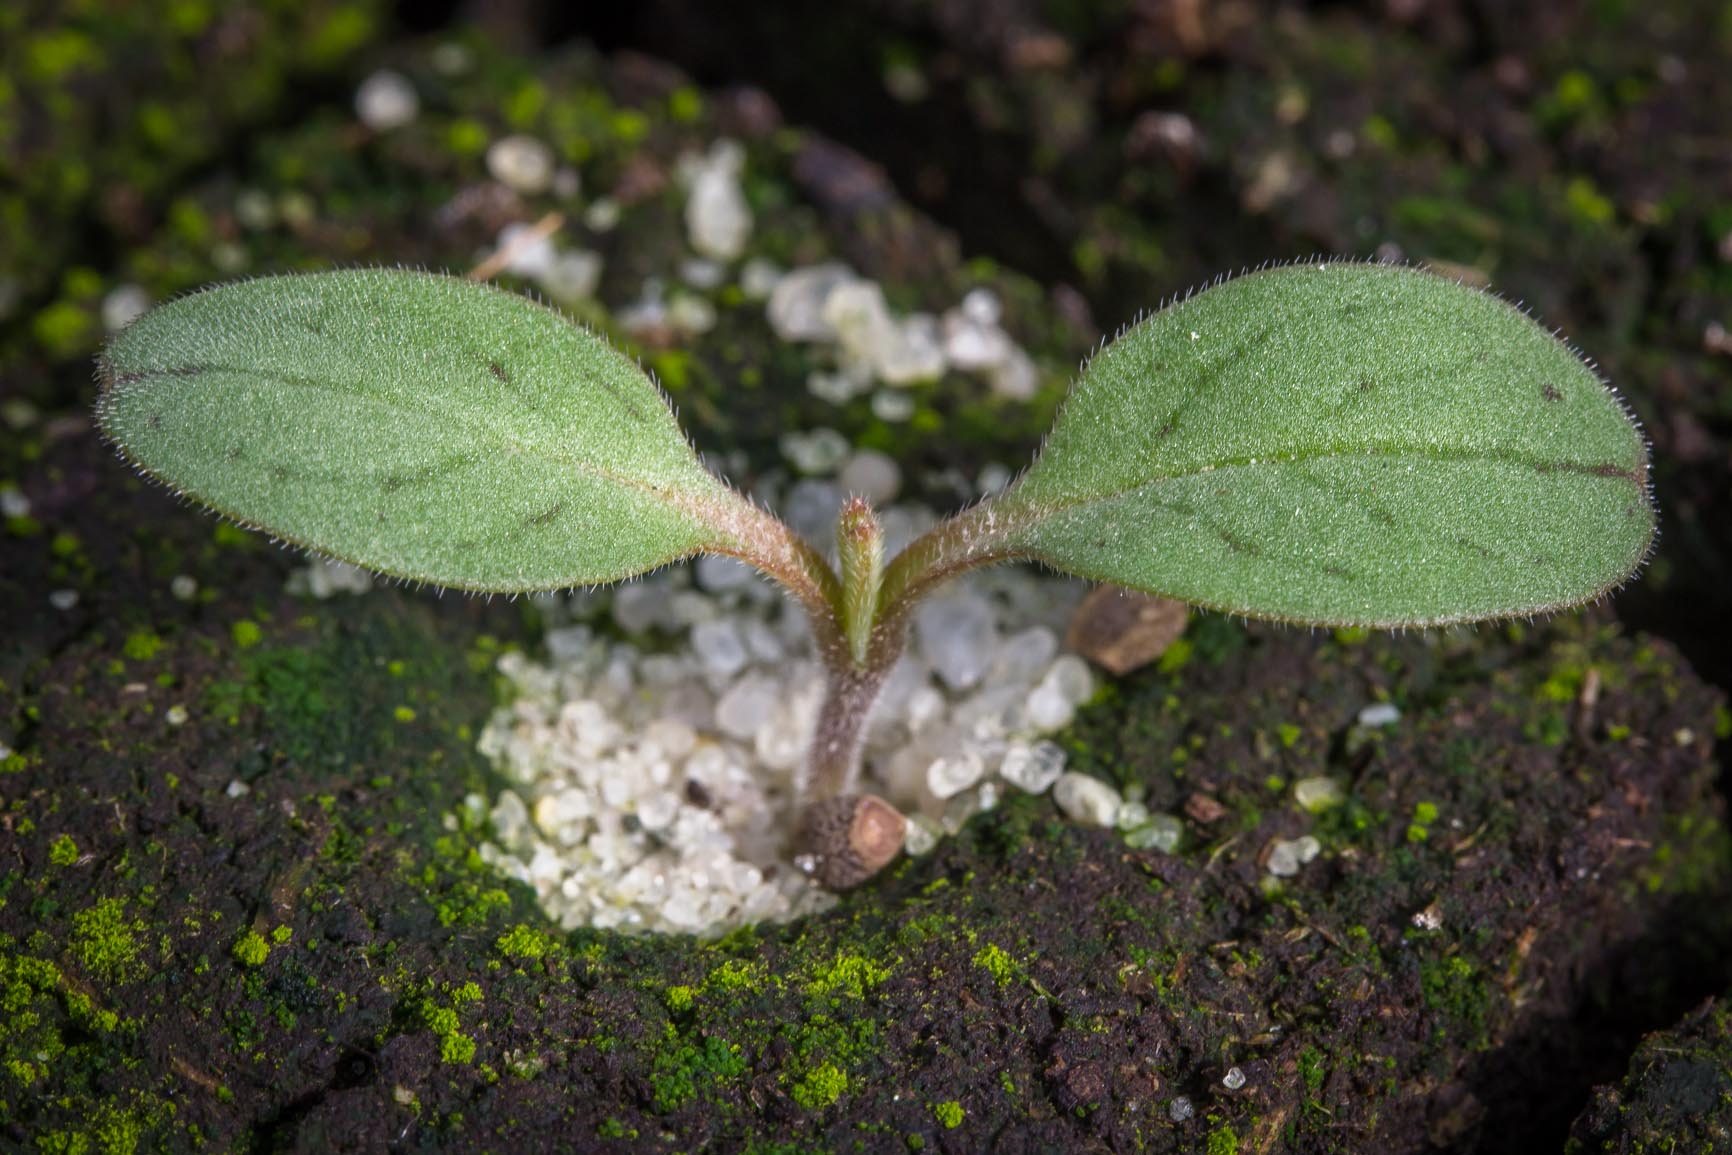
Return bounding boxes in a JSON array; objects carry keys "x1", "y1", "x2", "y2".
[{"x1": 454, "y1": 490, "x2": 1156, "y2": 937}]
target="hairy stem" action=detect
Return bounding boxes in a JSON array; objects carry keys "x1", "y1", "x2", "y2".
[
  {"x1": 875, "y1": 497, "x2": 1018, "y2": 639},
  {"x1": 704, "y1": 491, "x2": 851, "y2": 668},
  {"x1": 802, "y1": 496, "x2": 1022, "y2": 799},
  {"x1": 708, "y1": 489, "x2": 1024, "y2": 803},
  {"x1": 802, "y1": 658, "x2": 899, "y2": 800}
]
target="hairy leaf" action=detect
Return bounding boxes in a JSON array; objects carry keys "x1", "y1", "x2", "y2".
[
  {"x1": 995, "y1": 262, "x2": 1654, "y2": 626},
  {"x1": 98, "y1": 269, "x2": 747, "y2": 590}
]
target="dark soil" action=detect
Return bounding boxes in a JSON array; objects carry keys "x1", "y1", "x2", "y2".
[{"x1": 2, "y1": 5, "x2": 1730, "y2": 1153}]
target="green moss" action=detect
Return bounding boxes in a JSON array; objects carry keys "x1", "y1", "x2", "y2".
[
  {"x1": 2, "y1": 953, "x2": 72, "y2": 1092},
  {"x1": 1563, "y1": 176, "x2": 1616, "y2": 226},
  {"x1": 648, "y1": 1027, "x2": 748, "y2": 1112},
  {"x1": 230, "y1": 620, "x2": 262, "y2": 649},
  {"x1": 702, "y1": 959, "x2": 772, "y2": 996},
  {"x1": 447, "y1": 117, "x2": 488, "y2": 155},
  {"x1": 120, "y1": 631, "x2": 164, "y2": 662},
  {"x1": 269, "y1": 926, "x2": 291, "y2": 945},
  {"x1": 31, "y1": 300, "x2": 95, "y2": 358},
  {"x1": 804, "y1": 953, "x2": 891, "y2": 1001},
  {"x1": 790, "y1": 1062, "x2": 848, "y2": 1110},
  {"x1": 34, "y1": 1100, "x2": 153, "y2": 1155},
  {"x1": 973, "y1": 943, "x2": 1017, "y2": 988},
  {"x1": 69, "y1": 899, "x2": 146, "y2": 985},
  {"x1": 1206, "y1": 1125, "x2": 1240, "y2": 1155},
  {"x1": 48, "y1": 834, "x2": 78, "y2": 866},
  {"x1": 231, "y1": 931, "x2": 269, "y2": 968},
  {"x1": 667, "y1": 86, "x2": 704, "y2": 123},
  {"x1": 596, "y1": 1117, "x2": 637, "y2": 1140},
  {"x1": 1299, "y1": 1045, "x2": 1327, "y2": 1094},
  {"x1": 496, "y1": 924, "x2": 552, "y2": 960},
  {"x1": 931, "y1": 1100, "x2": 964, "y2": 1129},
  {"x1": 665, "y1": 985, "x2": 695, "y2": 1013},
  {"x1": 423, "y1": 990, "x2": 480, "y2": 1066},
  {"x1": 1419, "y1": 955, "x2": 1490, "y2": 1048}
]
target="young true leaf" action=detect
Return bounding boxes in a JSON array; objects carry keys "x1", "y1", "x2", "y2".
[
  {"x1": 98, "y1": 269, "x2": 822, "y2": 596},
  {"x1": 984, "y1": 262, "x2": 1654, "y2": 627}
]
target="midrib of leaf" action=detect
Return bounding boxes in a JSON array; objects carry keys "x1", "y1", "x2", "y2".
[
  {"x1": 1001, "y1": 438, "x2": 1644, "y2": 525},
  {"x1": 115, "y1": 360, "x2": 717, "y2": 509}
]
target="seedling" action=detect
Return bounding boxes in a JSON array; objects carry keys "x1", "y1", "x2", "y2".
[{"x1": 97, "y1": 262, "x2": 1654, "y2": 885}]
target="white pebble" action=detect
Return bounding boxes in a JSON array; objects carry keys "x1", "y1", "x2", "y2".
[
  {"x1": 1358, "y1": 702, "x2": 1401, "y2": 728},
  {"x1": 1024, "y1": 683, "x2": 1074, "y2": 732},
  {"x1": 611, "y1": 583, "x2": 668, "y2": 634},
  {"x1": 0, "y1": 487, "x2": 29, "y2": 518},
  {"x1": 170, "y1": 574, "x2": 198, "y2": 602},
  {"x1": 165, "y1": 705, "x2": 189, "y2": 727},
  {"x1": 584, "y1": 197, "x2": 622, "y2": 232},
  {"x1": 1123, "y1": 813, "x2": 1184, "y2": 853},
  {"x1": 1042, "y1": 655, "x2": 1096, "y2": 707},
  {"x1": 226, "y1": 779, "x2": 251, "y2": 798},
  {"x1": 990, "y1": 627, "x2": 1058, "y2": 687},
  {"x1": 1293, "y1": 776, "x2": 1345, "y2": 812},
  {"x1": 1223, "y1": 1067, "x2": 1247, "y2": 1091},
  {"x1": 875, "y1": 314, "x2": 948, "y2": 385},
  {"x1": 696, "y1": 556, "x2": 755, "y2": 593},
  {"x1": 739, "y1": 257, "x2": 783, "y2": 300},
  {"x1": 486, "y1": 134, "x2": 555, "y2": 194},
  {"x1": 962, "y1": 287, "x2": 1002, "y2": 326},
  {"x1": 643, "y1": 718, "x2": 697, "y2": 760},
  {"x1": 976, "y1": 463, "x2": 1014, "y2": 496},
  {"x1": 779, "y1": 428, "x2": 852, "y2": 476},
  {"x1": 942, "y1": 313, "x2": 1012, "y2": 371},
  {"x1": 637, "y1": 791, "x2": 681, "y2": 831},
  {"x1": 926, "y1": 752, "x2": 985, "y2": 800},
  {"x1": 714, "y1": 673, "x2": 780, "y2": 741},
  {"x1": 1266, "y1": 835, "x2": 1322, "y2": 877},
  {"x1": 988, "y1": 348, "x2": 1040, "y2": 400},
  {"x1": 355, "y1": 69, "x2": 419, "y2": 131},
  {"x1": 538, "y1": 250, "x2": 603, "y2": 303},
  {"x1": 1052, "y1": 772, "x2": 1121, "y2": 826},
  {"x1": 998, "y1": 740, "x2": 1066, "y2": 794},
  {"x1": 767, "y1": 262, "x2": 856, "y2": 342},
  {"x1": 807, "y1": 369, "x2": 868, "y2": 405},
  {"x1": 915, "y1": 592, "x2": 998, "y2": 691},
  {"x1": 1168, "y1": 1096, "x2": 1194, "y2": 1123},
  {"x1": 681, "y1": 258, "x2": 726, "y2": 289},
  {"x1": 49, "y1": 589, "x2": 78, "y2": 611},
  {"x1": 869, "y1": 389, "x2": 915, "y2": 422},
  {"x1": 491, "y1": 221, "x2": 556, "y2": 278},
  {"x1": 904, "y1": 816, "x2": 940, "y2": 856},
  {"x1": 234, "y1": 188, "x2": 275, "y2": 230},
  {"x1": 685, "y1": 140, "x2": 752, "y2": 260},
  {"x1": 822, "y1": 281, "x2": 897, "y2": 363},
  {"x1": 101, "y1": 284, "x2": 151, "y2": 332},
  {"x1": 667, "y1": 292, "x2": 718, "y2": 336},
  {"x1": 285, "y1": 558, "x2": 374, "y2": 599},
  {"x1": 838, "y1": 449, "x2": 902, "y2": 505},
  {"x1": 754, "y1": 706, "x2": 809, "y2": 771}
]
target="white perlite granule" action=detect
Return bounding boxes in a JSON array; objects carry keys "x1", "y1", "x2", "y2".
[{"x1": 468, "y1": 544, "x2": 1099, "y2": 938}]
